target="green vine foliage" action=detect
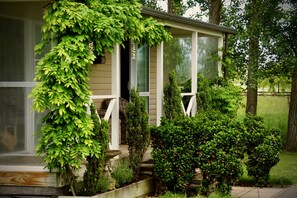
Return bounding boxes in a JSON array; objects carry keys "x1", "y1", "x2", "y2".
[
  {"x1": 163, "y1": 71, "x2": 184, "y2": 120},
  {"x1": 82, "y1": 103, "x2": 109, "y2": 195},
  {"x1": 126, "y1": 89, "x2": 150, "y2": 181},
  {"x1": 31, "y1": 0, "x2": 171, "y2": 176}
]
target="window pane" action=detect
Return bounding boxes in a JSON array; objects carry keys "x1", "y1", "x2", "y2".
[
  {"x1": 198, "y1": 37, "x2": 219, "y2": 79},
  {"x1": 0, "y1": 88, "x2": 25, "y2": 154},
  {"x1": 0, "y1": 17, "x2": 24, "y2": 81},
  {"x1": 137, "y1": 43, "x2": 149, "y2": 92},
  {"x1": 164, "y1": 37, "x2": 192, "y2": 86}
]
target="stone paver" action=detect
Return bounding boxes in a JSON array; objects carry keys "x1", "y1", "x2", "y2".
[{"x1": 231, "y1": 186, "x2": 297, "y2": 198}]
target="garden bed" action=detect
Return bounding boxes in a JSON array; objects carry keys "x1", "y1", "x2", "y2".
[{"x1": 59, "y1": 176, "x2": 154, "y2": 198}]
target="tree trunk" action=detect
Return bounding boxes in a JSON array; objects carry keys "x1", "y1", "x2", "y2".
[
  {"x1": 246, "y1": 0, "x2": 259, "y2": 115},
  {"x1": 246, "y1": 34, "x2": 259, "y2": 115},
  {"x1": 285, "y1": 66, "x2": 297, "y2": 151},
  {"x1": 209, "y1": 0, "x2": 222, "y2": 24},
  {"x1": 168, "y1": 0, "x2": 173, "y2": 14}
]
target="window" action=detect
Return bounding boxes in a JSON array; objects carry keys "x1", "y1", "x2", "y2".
[
  {"x1": 130, "y1": 42, "x2": 150, "y2": 112},
  {"x1": 163, "y1": 36, "x2": 192, "y2": 86},
  {"x1": 137, "y1": 43, "x2": 150, "y2": 112},
  {"x1": 0, "y1": 15, "x2": 45, "y2": 155},
  {"x1": 198, "y1": 36, "x2": 219, "y2": 79}
]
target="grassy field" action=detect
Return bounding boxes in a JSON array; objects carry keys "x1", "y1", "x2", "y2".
[{"x1": 237, "y1": 95, "x2": 289, "y2": 145}]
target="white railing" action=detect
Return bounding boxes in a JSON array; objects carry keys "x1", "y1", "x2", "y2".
[
  {"x1": 181, "y1": 93, "x2": 196, "y2": 116},
  {"x1": 89, "y1": 95, "x2": 116, "y2": 121}
]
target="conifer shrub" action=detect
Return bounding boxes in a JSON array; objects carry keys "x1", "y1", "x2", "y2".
[
  {"x1": 82, "y1": 103, "x2": 110, "y2": 195},
  {"x1": 163, "y1": 71, "x2": 184, "y2": 120},
  {"x1": 126, "y1": 89, "x2": 150, "y2": 181}
]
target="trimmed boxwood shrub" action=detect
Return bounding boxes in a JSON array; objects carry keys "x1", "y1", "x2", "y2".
[
  {"x1": 194, "y1": 111, "x2": 247, "y2": 195},
  {"x1": 244, "y1": 114, "x2": 282, "y2": 187},
  {"x1": 151, "y1": 117, "x2": 197, "y2": 192},
  {"x1": 151, "y1": 111, "x2": 247, "y2": 195}
]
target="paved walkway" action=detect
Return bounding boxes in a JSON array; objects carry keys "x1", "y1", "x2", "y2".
[{"x1": 231, "y1": 185, "x2": 297, "y2": 198}]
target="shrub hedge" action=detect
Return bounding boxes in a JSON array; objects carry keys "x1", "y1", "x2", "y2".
[
  {"x1": 244, "y1": 114, "x2": 282, "y2": 187},
  {"x1": 151, "y1": 111, "x2": 282, "y2": 196}
]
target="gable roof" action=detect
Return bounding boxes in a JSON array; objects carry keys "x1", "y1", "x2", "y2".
[{"x1": 141, "y1": 7, "x2": 236, "y2": 34}]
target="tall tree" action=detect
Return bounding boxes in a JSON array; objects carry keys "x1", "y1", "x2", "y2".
[
  {"x1": 168, "y1": 0, "x2": 186, "y2": 15},
  {"x1": 285, "y1": 1, "x2": 297, "y2": 151},
  {"x1": 138, "y1": 0, "x2": 163, "y2": 10},
  {"x1": 267, "y1": 0, "x2": 297, "y2": 150},
  {"x1": 209, "y1": 0, "x2": 223, "y2": 24},
  {"x1": 245, "y1": 0, "x2": 260, "y2": 115},
  {"x1": 188, "y1": 0, "x2": 224, "y2": 24}
]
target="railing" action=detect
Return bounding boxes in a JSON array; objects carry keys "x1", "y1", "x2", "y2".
[
  {"x1": 181, "y1": 93, "x2": 196, "y2": 116},
  {"x1": 89, "y1": 95, "x2": 116, "y2": 121}
]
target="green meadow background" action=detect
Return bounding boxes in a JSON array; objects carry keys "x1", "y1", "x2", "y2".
[{"x1": 237, "y1": 95, "x2": 289, "y2": 146}]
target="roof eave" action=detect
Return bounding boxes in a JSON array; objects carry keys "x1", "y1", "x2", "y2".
[{"x1": 141, "y1": 7, "x2": 236, "y2": 34}]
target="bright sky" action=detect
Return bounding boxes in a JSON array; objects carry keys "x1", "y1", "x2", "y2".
[{"x1": 157, "y1": 0, "x2": 203, "y2": 19}]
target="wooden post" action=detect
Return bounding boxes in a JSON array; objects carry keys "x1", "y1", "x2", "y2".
[
  {"x1": 111, "y1": 44, "x2": 120, "y2": 150},
  {"x1": 156, "y1": 42, "x2": 163, "y2": 126},
  {"x1": 191, "y1": 32, "x2": 198, "y2": 116}
]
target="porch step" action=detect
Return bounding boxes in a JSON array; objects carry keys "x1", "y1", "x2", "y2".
[
  {"x1": 141, "y1": 159, "x2": 154, "y2": 176},
  {"x1": 140, "y1": 159, "x2": 203, "y2": 189}
]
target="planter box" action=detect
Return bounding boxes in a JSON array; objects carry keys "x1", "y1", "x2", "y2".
[{"x1": 59, "y1": 177, "x2": 154, "y2": 198}]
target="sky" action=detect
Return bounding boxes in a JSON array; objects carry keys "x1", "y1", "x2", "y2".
[{"x1": 157, "y1": 0, "x2": 203, "y2": 19}]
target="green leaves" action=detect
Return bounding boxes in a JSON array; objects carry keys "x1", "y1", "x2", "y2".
[
  {"x1": 32, "y1": 0, "x2": 171, "y2": 189},
  {"x1": 151, "y1": 117, "x2": 197, "y2": 192},
  {"x1": 244, "y1": 114, "x2": 282, "y2": 187},
  {"x1": 126, "y1": 89, "x2": 150, "y2": 181},
  {"x1": 163, "y1": 72, "x2": 184, "y2": 120}
]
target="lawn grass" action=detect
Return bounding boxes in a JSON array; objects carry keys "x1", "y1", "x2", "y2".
[
  {"x1": 237, "y1": 95, "x2": 289, "y2": 146},
  {"x1": 237, "y1": 152, "x2": 297, "y2": 187},
  {"x1": 237, "y1": 96, "x2": 297, "y2": 187},
  {"x1": 270, "y1": 152, "x2": 297, "y2": 186}
]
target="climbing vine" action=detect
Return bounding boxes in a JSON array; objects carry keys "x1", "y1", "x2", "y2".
[{"x1": 31, "y1": 0, "x2": 171, "y2": 182}]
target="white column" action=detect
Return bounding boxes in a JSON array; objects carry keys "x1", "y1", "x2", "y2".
[
  {"x1": 111, "y1": 44, "x2": 120, "y2": 150},
  {"x1": 156, "y1": 42, "x2": 164, "y2": 126},
  {"x1": 191, "y1": 32, "x2": 198, "y2": 116},
  {"x1": 218, "y1": 36, "x2": 224, "y2": 77}
]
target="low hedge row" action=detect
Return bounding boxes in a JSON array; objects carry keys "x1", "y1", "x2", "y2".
[{"x1": 151, "y1": 111, "x2": 281, "y2": 196}]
